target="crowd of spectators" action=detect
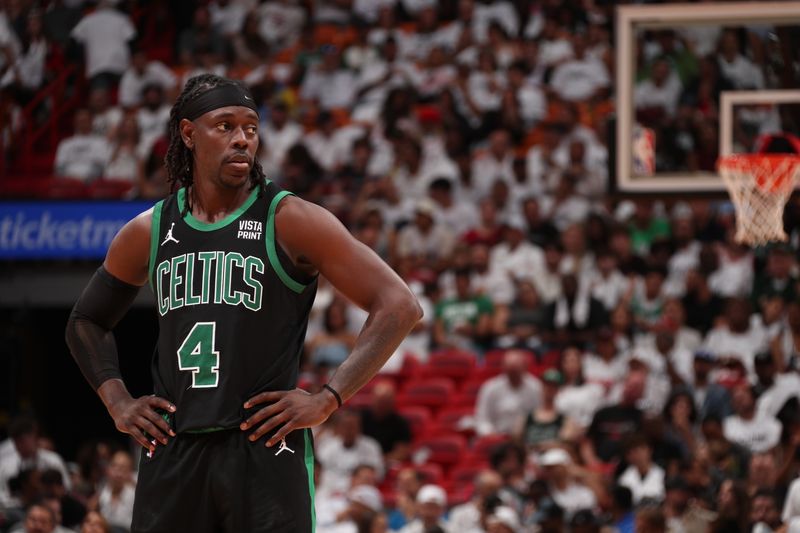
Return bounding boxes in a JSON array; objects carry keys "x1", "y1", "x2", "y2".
[{"x1": 2, "y1": 0, "x2": 800, "y2": 532}]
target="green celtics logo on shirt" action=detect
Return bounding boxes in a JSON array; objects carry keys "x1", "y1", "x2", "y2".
[{"x1": 154, "y1": 251, "x2": 264, "y2": 315}]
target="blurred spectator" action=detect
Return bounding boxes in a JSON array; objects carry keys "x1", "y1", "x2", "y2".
[
  {"x1": 521, "y1": 197, "x2": 558, "y2": 248},
  {"x1": 40, "y1": 469, "x2": 85, "y2": 530},
  {"x1": 517, "y1": 369, "x2": 574, "y2": 451},
  {"x1": 549, "y1": 34, "x2": 609, "y2": 103},
  {"x1": 318, "y1": 484, "x2": 383, "y2": 533},
  {"x1": 260, "y1": 99, "x2": 302, "y2": 174},
  {"x1": 754, "y1": 350, "x2": 800, "y2": 421},
  {"x1": 303, "y1": 110, "x2": 363, "y2": 173},
  {"x1": 704, "y1": 297, "x2": 768, "y2": 380},
  {"x1": 54, "y1": 108, "x2": 111, "y2": 181},
  {"x1": 589, "y1": 248, "x2": 630, "y2": 312},
  {"x1": 610, "y1": 485, "x2": 635, "y2": 533},
  {"x1": 177, "y1": 6, "x2": 225, "y2": 67},
  {"x1": 396, "y1": 199, "x2": 455, "y2": 270},
  {"x1": 537, "y1": 448, "x2": 598, "y2": 518},
  {"x1": 635, "y1": 57, "x2": 683, "y2": 119},
  {"x1": 118, "y1": 49, "x2": 178, "y2": 109},
  {"x1": 471, "y1": 130, "x2": 514, "y2": 199},
  {"x1": 493, "y1": 280, "x2": 546, "y2": 350},
  {"x1": 397, "y1": 484, "x2": 447, "y2": 533},
  {"x1": 753, "y1": 243, "x2": 797, "y2": 306},
  {"x1": 427, "y1": 177, "x2": 476, "y2": 237},
  {"x1": 475, "y1": 350, "x2": 542, "y2": 436},
  {"x1": 682, "y1": 266, "x2": 724, "y2": 335},
  {"x1": 635, "y1": 506, "x2": 667, "y2": 533},
  {"x1": 87, "y1": 86, "x2": 122, "y2": 139},
  {"x1": 554, "y1": 346, "x2": 605, "y2": 431},
  {"x1": 300, "y1": 44, "x2": 357, "y2": 111},
  {"x1": 208, "y1": 0, "x2": 249, "y2": 37},
  {"x1": 70, "y1": 1, "x2": 136, "y2": 86},
  {"x1": 0, "y1": 9, "x2": 47, "y2": 101},
  {"x1": 537, "y1": 17, "x2": 573, "y2": 68},
  {"x1": 231, "y1": 10, "x2": 270, "y2": 69},
  {"x1": 136, "y1": 83, "x2": 171, "y2": 158},
  {"x1": 360, "y1": 381, "x2": 412, "y2": 462},
  {"x1": 617, "y1": 435, "x2": 665, "y2": 505},
  {"x1": 95, "y1": 451, "x2": 134, "y2": 531},
  {"x1": 386, "y1": 468, "x2": 422, "y2": 531},
  {"x1": 14, "y1": 502, "x2": 57, "y2": 533},
  {"x1": 316, "y1": 409, "x2": 384, "y2": 494},
  {"x1": 723, "y1": 383, "x2": 781, "y2": 454},
  {"x1": 447, "y1": 470, "x2": 502, "y2": 532},
  {"x1": 462, "y1": 198, "x2": 503, "y2": 247},
  {"x1": 486, "y1": 505, "x2": 521, "y2": 533},
  {"x1": 306, "y1": 298, "x2": 357, "y2": 367},
  {"x1": 582, "y1": 369, "x2": 646, "y2": 466},
  {"x1": 630, "y1": 266, "x2": 667, "y2": 332},
  {"x1": 708, "y1": 235, "x2": 754, "y2": 298},
  {"x1": 257, "y1": 0, "x2": 306, "y2": 51},
  {"x1": 542, "y1": 273, "x2": 608, "y2": 346},
  {"x1": 717, "y1": 28, "x2": 764, "y2": 90},
  {"x1": 40, "y1": 496, "x2": 73, "y2": 533},
  {"x1": 104, "y1": 114, "x2": 145, "y2": 187},
  {"x1": 489, "y1": 214, "x2": 544, "y2": 291},
  {"x1": 41, "y1": 1, "x2": 82, "y2": 50},
  {"x1": 433, "y1": 268, "x2": 493, "y2": 351},
  {"x1": 751, "y1": 489, "x2": 782, "y2": 532},
  {"x1": 78, "y1": 511, "x2": 108, "y2": 533}
]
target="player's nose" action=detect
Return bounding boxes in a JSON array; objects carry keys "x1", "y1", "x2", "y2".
[{"x1": 230, "y1": 126, "x2": 249, "y2": 148}]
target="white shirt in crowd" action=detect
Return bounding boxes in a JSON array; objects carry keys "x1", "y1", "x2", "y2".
[
  {"x1": 136, "y1": 105, "x2": 171, "y2": 156},
  {"x1": 301, "y1": 67, "x2": 358, "y2": 110},
  {"x1": 489, "y1": 241, "x2": 545, "y2": 287},
  {"x1": 723, "y1": 413, "x2": 782, "y2": 454},
  {"x1": 258, "y1": 1, "x2": 306, "y2": 48},
  {"x1": 98, "y1": 483, "x2": 136, "y2": 529},
  {"x1": 538, "y1": 38, "x2": 573, "y2": 67},
  {"x1": 260, "y1": 119, "x2": 303, "y2": 171},
  {"x1": 555, "y1": 382, "x2": 605, "y2": 429},
  {"x1": 0, "y1": 39, "x2": 47, "y2": 90},
  {"x1": 583, "y1": 352, "x2": 628, "y2": 390},
  {"x1": 471, "y1": 153, "x2": 514, "y2": 198},
  {"x1": 71, "y1": 7, "x2": 136, "y2": 77},
  {"x1": 784, "y1": 477, "x2": 800, "y2": 524},
  {"x1": 0, "y1": 446, "x2": 71, "y2": 507},
  {"x1": 209, "y1": 0, "x2": 251, "y2": 35},
  {"x1": 118, "y1": 61, "x2": 178, "y2": 108},
  {"x1": 664, "y1": 241, "x2": 701, "y2": 298},
  {"x1": 549, "y1": 56, "x2": 610, "y2": 102},
  {"x1": 709, "y1": 252, "x2": 753, "y2": 298},
  {"x1": 589, "y1": 270, "x2": 630, "y2": 311},
  {"x1": 634, "y1": 73, "x2": 683, "y2": 117},
  {"x1": 475, "y1": 373, "x2": 542, "y2": 436},
  {"x1": 55, "y1": 134, "x2": 111, "y2": 181},
  {"x1": 550, "y1": 482, "x2": 597, "y2": 517},
  {"x1": 618, "y1": 464, "x2": 666, "y2": 504},
  {"x1": 718, "y1": 54, "x2": 765, "y2": 90},
  {"x1": 704, "y1": 323, "x2": 768, "y2": 380},
  {"x1": 315, "y1": 434, "x2": 384, "y2": 494},
  {"x1": 757, "y1": 373, "x2": 800, "y2": 419},
  {"x1": 304, "y1": 125, "x2": 365, "y2": 172}
]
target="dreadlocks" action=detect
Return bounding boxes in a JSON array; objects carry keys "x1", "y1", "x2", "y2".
[{"x1": 164, "y1": 74, "x2": 267, "y2": 214}]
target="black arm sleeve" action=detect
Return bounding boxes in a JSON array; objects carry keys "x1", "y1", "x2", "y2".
[{"x1": 65, "y1": 266, "x2": 141, "y2": 391}]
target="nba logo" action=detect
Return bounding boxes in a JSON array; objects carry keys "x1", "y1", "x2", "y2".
[{"x1": 633, "y1": 125, "x2": 656, "y2": 175}]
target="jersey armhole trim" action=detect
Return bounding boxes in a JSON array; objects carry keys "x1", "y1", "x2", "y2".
[
  {"x1": 266, "y1": 190, "x2": 308, "y2": 294},
  {"x1": 147, "y1": 199, "x2": 165, "y2": 289}
]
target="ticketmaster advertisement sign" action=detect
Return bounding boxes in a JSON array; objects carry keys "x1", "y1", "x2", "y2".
[{"x1": 0, "y1": 202, "x2": 154, "y2": 259}]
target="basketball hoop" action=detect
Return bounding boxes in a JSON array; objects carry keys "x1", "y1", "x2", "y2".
[{"x1": 718, "y1": 154, "x2": 800, "y2": 246}]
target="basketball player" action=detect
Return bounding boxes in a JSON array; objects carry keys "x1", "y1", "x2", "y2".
[{"x1": 65, "y1": 74, "x2": 422, "y2": 532}]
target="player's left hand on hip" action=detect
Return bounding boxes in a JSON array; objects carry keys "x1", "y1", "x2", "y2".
[{"x1": 241, "y1": 388, "x2": 337, "y2": 447}]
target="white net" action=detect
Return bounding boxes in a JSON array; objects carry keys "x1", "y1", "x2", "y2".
[{"x1": 719, "y1": 154, "x2": 800, "y2": 246}]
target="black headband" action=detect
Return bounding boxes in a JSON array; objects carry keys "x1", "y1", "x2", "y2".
[{"x1": 178, "y1": 83, "x2": 259, "y2": 122}]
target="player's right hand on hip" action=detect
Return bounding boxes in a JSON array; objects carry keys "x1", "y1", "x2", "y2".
[{"x1": 108, "y1": 395, "x2": 176, "y2": 452}]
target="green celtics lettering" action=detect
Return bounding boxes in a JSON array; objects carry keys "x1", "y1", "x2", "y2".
[{"x1": 155, "y1": 252, "x2": 264, "y2": 315}]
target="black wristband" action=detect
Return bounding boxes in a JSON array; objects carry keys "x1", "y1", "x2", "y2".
[{"x1": 323, "y1": 384, "x2": 343, "y2": 408}]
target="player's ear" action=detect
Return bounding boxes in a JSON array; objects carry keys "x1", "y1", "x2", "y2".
[{"x1": 179, "y1": 118, "x2": 195, "y2": 150}]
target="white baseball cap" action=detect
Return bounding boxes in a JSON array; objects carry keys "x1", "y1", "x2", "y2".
[
  {"x1": 488, "y1": 505, "x2": 521, "y2": 531},
  {"x1": 348, "y1": 485, "x2": 383, "y2": 513},
  {"x1": 539, "y1": 448, "x2": 571, "y2": 467},
  {"x1": 416, "y1": 484, "x2": 447, "y2": 506}
]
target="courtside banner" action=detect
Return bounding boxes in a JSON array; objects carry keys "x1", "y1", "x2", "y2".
[{"x1": 0, "y1": 201, "x2": 154, "y2": 259}]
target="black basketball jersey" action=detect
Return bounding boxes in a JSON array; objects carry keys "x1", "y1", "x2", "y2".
[{"x1": 148, "y1": 181, "x2": 317, "y2": 433}]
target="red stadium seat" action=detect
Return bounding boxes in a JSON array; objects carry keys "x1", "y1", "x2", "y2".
[
  {"x1": 436, "y1": 406, "x2": 475, "y2": 434},
  {"x1": 413, "y1": 434, "x2": 467, "y2": 468},
  {"x1": 415, "y1": 462, "x2": 444, "y2": 485},
  {"x1": 471, "y1": 434, "x2": 512, "y2": 460},
  {"x1": 448, "y1": 462, "x2": 490, "y2": 486},
  {"x1": 396, "y1": 405, "x2": 432, "y2": 439},
  {"x1": 396, "y1": 378, "x2": 455, "y2": 410},
  {"x1": 415, "y1": 350, "x2": 476, "y2": 380},
  {"x1": 87, "y1": 179, "x2": 134, "y2": 199},
  {"x1": 42, "y1": 177, "x2": 89, "y2": 199}
]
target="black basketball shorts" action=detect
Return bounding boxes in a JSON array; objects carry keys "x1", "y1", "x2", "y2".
[{"x1": 131, "y1": 427, "x2": 315, "y2": 533}]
